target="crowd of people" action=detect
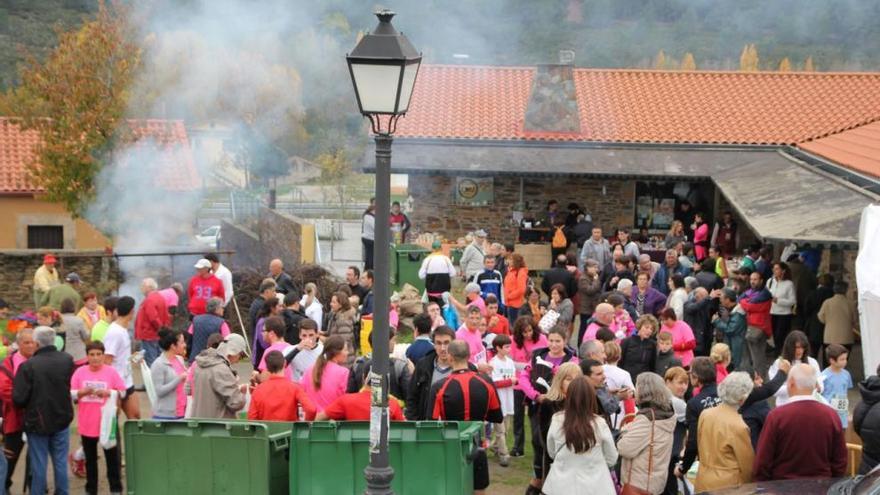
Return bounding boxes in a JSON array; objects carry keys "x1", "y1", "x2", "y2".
[{"x1": 0, "y1": 203, "x2": 874, "y2": 494}]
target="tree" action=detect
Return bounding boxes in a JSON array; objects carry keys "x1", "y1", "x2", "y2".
[
  {"x1": 804, "y1": 56, "x2": 816, "y2": 71},
  {"x1": 0, "y1": 2, "x2": 140, "y2": 216},
  {"x1": 681, "y1": 52, "x2": 696, "y2": 70},
  {"x1": 315, "y1": 148, "x2": 354, "y2": 219},
  {"x1": 778, "y1": 57, "x2": 792, "y2": 71},
  {"x1": 653, "y1": 49, "x2": 667, "y2": 69},
  {"x1": 739, "y1": 44, "x2": 759, "y2": 71}
]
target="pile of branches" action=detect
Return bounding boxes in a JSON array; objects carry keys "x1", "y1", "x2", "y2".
[{"x1": 228, "y1": 263, "x2": 341, "y2": 335}]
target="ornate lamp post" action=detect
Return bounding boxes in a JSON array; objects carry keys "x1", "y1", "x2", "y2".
[{"x1": 346, "y1": 9, "x2": 421, "y2": 494}]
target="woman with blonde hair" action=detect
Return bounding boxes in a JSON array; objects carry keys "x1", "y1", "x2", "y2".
[
  {"x1": 664, "y1": 221, "x2": 686, "y2": 250},
  {"x1": 617, "y1": 372, "x2": 677, "y2": 494},
  {"x1": 300, "y1": 282, "x2": 324, "y2": 331},
  {"x1": 543, "y1": 375, "x2": 618, "y2": 495},
  {"x1": 525, "y1": 361, "x2": 582, "y2": 494}
]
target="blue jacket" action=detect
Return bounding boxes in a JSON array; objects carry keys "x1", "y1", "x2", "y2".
[
  {"x1": 652, "y1": 263, "x2": 691, "y2": 295},
  {"x1": 714, "y1": 307, "x2": 747, "y2": 368}
]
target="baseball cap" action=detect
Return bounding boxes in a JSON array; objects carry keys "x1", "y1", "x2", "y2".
[
  {"x1": 194, "y1": 258, "x2": 212, "y2": 269},
  {"x1": 65, "y1": 272, "x2": 81, "y2": 283},
  {"x1": 217, "y1": 334, "x2": 248, "y2": 358},
  {"x1": 43, "y1": 254, "x2": 57, "y2": 264}
]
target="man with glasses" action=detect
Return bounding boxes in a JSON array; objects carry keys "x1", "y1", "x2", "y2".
[{"x1": 406, "y1": 326, "x2": 473, "y2": 420}]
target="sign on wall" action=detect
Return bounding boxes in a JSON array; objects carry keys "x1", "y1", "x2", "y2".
[{"x1": 454, "y1": 177, "x2": 493, "y2": 206}]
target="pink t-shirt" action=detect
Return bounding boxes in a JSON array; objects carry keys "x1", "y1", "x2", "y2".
[
  {"x1": 12, "y1": 352, "x2": 26, "y2": 374},
  {"x1": 70, "y1": 365, "x2": 126, "y2": 437},
  {"x1": 302, "y1": 361, "x2": 349, "y2": 411},
  {"x1": 158, "y1": 288, "x2": 179, "y2": 309},
  {"x1": 665, "y1": 320, "x2": 696, "y2": 367},
  {"x1": 169, "y1": 357, "x2": 188, "y2": 417},
  {"x1": 456, "y1": 326, "x2": 486, "y2": 364},
  {"x1": 257, "y1": 342, "x2": 293, "y2": 381}
]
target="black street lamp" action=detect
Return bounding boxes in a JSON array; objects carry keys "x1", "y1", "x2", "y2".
[{"x1": 346, "y1": 9, "x2": 421, "y2": 495}]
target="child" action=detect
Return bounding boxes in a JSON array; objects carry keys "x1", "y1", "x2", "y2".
[
  {"x1": 70, "y1": 341, "x2": 126, "y2": 495},
  {"x1": 603, "y1": 341, "x2": 635, "y2": 428},
  {"x1": 821, "y1": 344, "x2": 853, "y2": 428},
  {"x1": 488, "y1": 334, "x2": 517, "y2": 467},
  {"x1": 655, "y1": 330, "x2": 682, "y2": 377},
  {"x1": 710, "y1": 343, "x2": 732, "y2": 384},
  {"x1": 595, "y1": 327, "x2": 616, "y2": 344},
  {"x1": 620, "y1": 315, "x2": 658, "y2": 380},
  {"x1": 249, "y1": 350, "x2": 316, "y2": 421}
]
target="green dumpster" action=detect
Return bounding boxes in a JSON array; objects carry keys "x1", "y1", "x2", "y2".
[
  {"x1": 124, "y1": 420, "x2": 292, "y2": 494},
  {"x1": 390, "y1": 244, "x2": 429, "y2": 292},
  {"x1": 289, "y1": 421, "x2": 482, "y2": 495}
]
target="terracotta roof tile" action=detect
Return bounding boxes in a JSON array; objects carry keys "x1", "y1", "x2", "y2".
[
  {"x1": 395, "y1": 65, "x2": 880, "y2": 145},
  {"x1": 0, "y1": 118, "x2": 199, "y2": 194},
  {"x1": 799, "y1": 120, "x2": 880, "y2": 178}
]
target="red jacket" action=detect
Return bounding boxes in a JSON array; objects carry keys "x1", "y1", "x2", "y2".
[
  {"x1": 247, "y1": 376, "x2": 316, "y2": 421},
  {"x1": 135, "y1": 291, "x2": 170, "y2": 341},
  {"x1": 739, "y1": 297, "x2": 772, "y2": 337},
  {"x1": 187, "y1": 275, "x2": 225, "y2": 316},
  {"x1": 0, "y1": 352, "x2": 25, "y2": 434}
]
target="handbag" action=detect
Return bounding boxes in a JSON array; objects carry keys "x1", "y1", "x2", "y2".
[{"x1": 620, "y1": 409, "x2": 655, "y2": 495}]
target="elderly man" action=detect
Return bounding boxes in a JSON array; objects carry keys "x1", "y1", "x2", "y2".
[
  {"x1": 0, "y1": 328, "x2": 37, "y2": 491},
  {"x1": 135, "y1": 277, "x2": 170, "y2": 366},
  {"x1": 41, "y1": 272, "x2": 82, "y2": 311},
  {"x1": 713, "y1": 288, "x2": 747, "y2": 369},
  {"x1": 33, "y1": 253, "x2": 60, "y2": 309},
  {"x1": 580, "y1": 227, "x2": 612, "y2": 274},
  {"x1": 187, "y1": 297, "x2": 231, "y2": 363},
  {"x1": 190, "y1": 334, "x2": 249, "y2": 419},
  {"x1": 754, "y1": 363, "x2": 847, "y2": 480},
  {"x1": 13, "y1": 326, "x2": 75, "y2": 495},
  {"x1": 636, "y1": 254, "x2": 660, "y2": 284},
  {"x1": 188, "y1": 258, "x2": 225, "y2": 317},
  {"x1": 684, "y1": 287, "x2": 713, "y2": 356},
  {"x1": 653, "y1": 249, "x2": 690, "y2": 295},
  {"x1": 581, "y1": 302, "x2": 615, "y2": 343},
  {"x1": 206, "y1": 253, "x2": 233, "y2": 307},
  {"x1": 459, "y1": 230, "x2": 488, "y2": 282},
  {"x1": 268, "y1": 259, "x2": 295, "y2": 295},
  {"x1": 738, "y1": 271, "x2": 773, "y2": 378},
  {"x1": 578, "y1": 339, "x2": 606, "y2": 363}
]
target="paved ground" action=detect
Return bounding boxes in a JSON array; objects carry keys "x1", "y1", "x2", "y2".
[{"x1": 317, "y1": 219, "x2": 363, "y2": 278}]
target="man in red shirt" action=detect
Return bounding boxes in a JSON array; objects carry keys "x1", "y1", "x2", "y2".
[
  {"x1": 135, "y1": 277, "x2": 170, "y2": 366},
  {"x1": 754, "y1": 363, "x2": 847, "y2": 480},
  {"x1": 248, "y1": 351, "x2": 316, "y2": 421},
  {"x1": 188, "y1": 259, "x2": 225, "y2": 317},
  {"x1": 316, "y1": 365, "x2": 405, "y2": 421}
]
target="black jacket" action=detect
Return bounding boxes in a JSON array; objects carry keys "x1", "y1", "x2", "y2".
[
  {"x1": 684, "y1": 296, "x2": 713, "y2": 355},
  {"x1": 541, "y1": 267, "x2": 575, "y2": 299},
  {"x1": 406, "y1": 350, "x2": 475, "y2": 420},
  {"x1": 803, "y1": 285, "x2": 834, "y2": 346},
  {"x1": 739, "y1": 368, "x2": 787, "y2": 448},
  {"x1": 271, "y1": 272, "x2": 296, "y2": 295},
  {"x1": 281, "y1": 307, "x2": 306, "y2": 345},
  {"x1": 855, "y1": 375, "x2": 880, "y2": 474},
  {"x1": 248, "y1": 297, "x2": 266, "y2": 336},
  {"x1": 619, "y1": 335, "x2": 656, "y2": 380},
  {"x1": 681, "y1": 382, "x2": 721, "y2": 472},
  {"x1": 12, "y1": 346, "x2": 74, "y2": 435}
]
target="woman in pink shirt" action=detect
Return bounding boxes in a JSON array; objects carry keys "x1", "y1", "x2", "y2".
[
  {"x1": 659, "y1": 307, "x2": 696, "y2": 367},
  {"x1": 70, "y1": 341, "x2": 126, "y2": 494},
  {"x1": 692, "y1": 212, "x2": 710, "y2": 261},
  {"x1": 302, "y1": 336, "x2": 350, "y2": 411},
  {"x1": 509, "y1": 316, "x2": 548, "y2": 456}
]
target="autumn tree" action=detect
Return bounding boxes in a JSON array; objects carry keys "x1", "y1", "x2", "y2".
[
  {"x1": 778, "y1": 58, "x2": 792, "y2": 71},
  {"x1": 315, "y1": 148, "x2": 354, "y2": 218},
  {"x1": 681, "y1": 52, "x2": 696, "y2": 70},
  {"x1": 653, "y1": 50, "x2": 667, "y2": 69},
  {"x1": 0, "y1": 2, "x2": 140, "y2": 216},
  {"x1": 739, "y1": 44, "x2": 759, "y2": 71},
  {"x1": 804, "y1": 56, "x2": 816, "y2": 71}
]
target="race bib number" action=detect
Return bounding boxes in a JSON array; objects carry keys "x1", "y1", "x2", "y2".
[
  {"x1": 81, "y1": 380, "x2": 108, "y2": 404},
  {"x1": 830, "y1": 397, "x2": 848, "y2": 413}
]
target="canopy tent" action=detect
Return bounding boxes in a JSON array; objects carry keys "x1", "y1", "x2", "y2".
[{"x1": 857, "y1": 204, "x2": 880, "y2": 378}]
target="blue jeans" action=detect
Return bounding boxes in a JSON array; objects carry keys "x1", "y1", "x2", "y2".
[
  {"x1": 0, "y1": 443, "x2": 7, "y2": 495},
  {"x1": 28, "y1": 428, "x2": 69, "y2": 495},
  {"x1": 141, "y1": 340, "x2": 161, "y2": 367}
]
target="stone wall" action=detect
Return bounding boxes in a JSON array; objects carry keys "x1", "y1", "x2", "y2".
[
  {"x1": 220, "y1": 207, "x2": 304, "y2": 271},
  {"x1": 0, "y1": 250, "x2": 119, "y2": 312},
  {"x1": 408, "y1": 174, "x2": 635, "y2": 244}
]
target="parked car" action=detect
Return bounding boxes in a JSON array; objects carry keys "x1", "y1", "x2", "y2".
[
  {"x1": 697, "y1": 465, "x2": 879, "y2": 495},
  {"x1": 195, "y1": 225, "x2": 220, "y2": 248}
]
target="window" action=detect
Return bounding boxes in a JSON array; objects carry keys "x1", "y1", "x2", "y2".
[{"x1": 27, "y1": 226, "x2": 64, "y2": 249}]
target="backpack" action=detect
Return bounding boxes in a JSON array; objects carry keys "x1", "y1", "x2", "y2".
[{"x1": 551, "y1": 227, "x2": 567, "y2": 248}]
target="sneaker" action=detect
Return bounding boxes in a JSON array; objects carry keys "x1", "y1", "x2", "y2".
[
  {"x1": 509, "y1": 449, "x2": 524, "y2": 457},
  {"x1": 499, "y1": 455, "x2": 510, "y2": 467},
  {"x1": 69, "y1": 452, "x2": 86, "y2": 478}
]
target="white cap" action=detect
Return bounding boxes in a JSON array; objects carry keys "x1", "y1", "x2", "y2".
[{"x1": 194, "y1": 259, "x2": 212, "y2": 269}]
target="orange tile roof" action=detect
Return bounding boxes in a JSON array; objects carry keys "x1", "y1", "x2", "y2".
[
  {"x1": 395, "y1": 65, "x2": 880, "y2": 145},
  {"x1": 799, "y1": 120, "x2": 880, "y2": 178},
  {"x1": 0, "y1": 118, "x2": 199, "y2": 194}
]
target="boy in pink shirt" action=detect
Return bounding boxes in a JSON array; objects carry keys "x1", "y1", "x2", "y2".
[
  {"x1": 255, "y1": 316, "x2": 294, "y2": 381},
  {"x1": 70, "y1": 341, "x2": 126, "y2": 495}
]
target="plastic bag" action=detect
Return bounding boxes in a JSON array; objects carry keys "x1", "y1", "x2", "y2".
[
  {"x1": 139, "y1": 359, "x2": 158, "y2": 408},
  {"x1": 538, "y1": 309, "x2": 560, "y2": 333},
  {"x1": 99, "y1": 390, "x2": 119, "y2": 449}
]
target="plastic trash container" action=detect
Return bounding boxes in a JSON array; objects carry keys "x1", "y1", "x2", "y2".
[
  {"x1": 289, "y1": 421, "x2": 482, "y2": 495},
  {"x1": 124, "y1": 420, "x2": 292, "y2": 494},
  {"x1": 391, "y1": 244, "x2": 429, "y2": 292}
]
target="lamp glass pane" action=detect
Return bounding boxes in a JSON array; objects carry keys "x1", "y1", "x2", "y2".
[
  {"x1": 350, "y1": 63, "x2": 403, "y2": 114},
  {"x1": 396, "y1": 62, "x2": 420, "y2": 113}
]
